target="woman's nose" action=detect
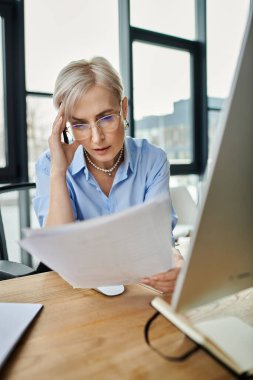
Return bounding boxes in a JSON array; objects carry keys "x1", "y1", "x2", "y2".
[{"x1": 91, "y1": 125, "x2": 104, "y2": 144}]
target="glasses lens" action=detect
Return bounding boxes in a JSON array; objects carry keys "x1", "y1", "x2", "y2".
[
  {"x1": 71, "y1": 124, "x2": 90, "y2": 140},
  {"x1": 98, "y1": 114, "x2": 119, "y2": 131}
]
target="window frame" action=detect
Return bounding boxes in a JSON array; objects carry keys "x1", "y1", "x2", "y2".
[
  {"x1": 0, "y1": 0, "x2": 28, "y2": 184},
  {"x1": 119, "y1": 0, "x2": 208, "y2": 175}
]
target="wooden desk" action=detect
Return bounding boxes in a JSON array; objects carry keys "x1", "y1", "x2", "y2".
[{"x1": 0, "y1": 272, "x2": 252, "y2": 380}]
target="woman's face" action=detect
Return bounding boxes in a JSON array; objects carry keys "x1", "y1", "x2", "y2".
[{"x1": 70, "y1": 85, "x2": 127, "y2": 168}]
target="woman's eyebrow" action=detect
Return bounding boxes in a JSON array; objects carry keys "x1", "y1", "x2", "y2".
[
  {"x1": 96, "y1": 108, "x2": 115, "y2": 118},
  {"x1": 71, "y1": 108, "x2": 116, "y2": 123},
  {"x1": 71, "y1": 116, "x2": 87, "y2": 123}
]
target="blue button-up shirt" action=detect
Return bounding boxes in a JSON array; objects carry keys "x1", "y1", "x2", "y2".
[{"x1": 33, "y1": 137, "x2": 177, "y2": 240}]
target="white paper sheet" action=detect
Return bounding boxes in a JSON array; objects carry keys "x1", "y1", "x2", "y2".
[{"x1": 20, "y1": 195, "x2": 173, "y2": 288}]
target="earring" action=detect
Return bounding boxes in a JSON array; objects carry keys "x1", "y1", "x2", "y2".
[{"x1": 123, "y1": 119, "x2": 129, "y2": 130}]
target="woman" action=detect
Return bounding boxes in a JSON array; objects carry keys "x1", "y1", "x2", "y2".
[{"x1": 33, "y1": 56, "x2": 182, "y2": 293}]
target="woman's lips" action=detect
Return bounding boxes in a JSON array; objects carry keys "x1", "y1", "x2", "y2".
[{"x1": 93, "y1": 146, "x2": 111, "y2": 154}]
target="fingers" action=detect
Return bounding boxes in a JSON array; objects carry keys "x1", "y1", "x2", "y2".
[
  {"x1": 47, "y1": 105, "x2": 80, "y2": 175},
  {"x1": 65, "y1": 139, "x2": 80, "y2": 155},
  {"x1": 52, "y1": 105, "x2": 66, "y2": 136},
  {"x1": 140, "y1": 249, "x2": 184, "y2": 293},
  {"x1": 172, "y1": 247, "x2": 184, "y2": 268},
  {"x1": 140, "y1": 267, "x2": 181, "y2": 293}
]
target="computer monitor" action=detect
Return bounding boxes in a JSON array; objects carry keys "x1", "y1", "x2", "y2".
[{"x1": 172, "y1": 6, "x2": 253, "y2": 314}]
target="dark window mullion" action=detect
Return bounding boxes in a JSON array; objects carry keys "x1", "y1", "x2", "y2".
[
  {"x1": 26, "y1": 91, "x2": 53, "y2": 98},
  {"x1": 131, "y1": 26, "x2": 198, "y2": 52},
  {"x1": 0, "y1": 0, "x2": 27, "y2": 184},
  {"x1": 0, "y1": 3, "x2": 16, "y2": 180},
  {"x1": 195, "y1": 0, "x2": 208, "y2": 175},
  {"x1": 208, "y1": 107, "x2": 222, "y2": 112}
]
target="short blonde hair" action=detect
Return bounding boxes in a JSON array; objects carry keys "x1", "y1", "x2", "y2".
[{"x1": 53, "y1": 57, "x2": 124, "y2": 120}]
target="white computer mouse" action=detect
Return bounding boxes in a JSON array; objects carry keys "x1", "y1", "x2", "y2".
[{"x1": 95, "y1": 285, "x2": 125, "y2": 296}]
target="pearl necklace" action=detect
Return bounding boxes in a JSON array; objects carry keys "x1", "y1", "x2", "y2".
[{"x1": 84, "y1": 147, "x2": 124, "y2": 176}]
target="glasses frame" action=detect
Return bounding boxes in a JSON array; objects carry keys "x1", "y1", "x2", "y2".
[{"x1": 68, "y1": 110, "x2": 122, "y2": 141}]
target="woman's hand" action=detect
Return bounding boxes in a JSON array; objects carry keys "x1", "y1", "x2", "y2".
[
  {"x1": 140, "y1": 248, "x2": 184, "y2": 293},
  {"x1": 45, "y1": 106, "x2": 80, "y2": 226},
  {"x1": 48, "y1": 105, "x2": 79, "y2": 175}
]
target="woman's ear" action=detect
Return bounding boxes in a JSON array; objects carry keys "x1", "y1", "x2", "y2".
[{"x1": 121, "y1": 96, "x2": 128, "y2": 119}]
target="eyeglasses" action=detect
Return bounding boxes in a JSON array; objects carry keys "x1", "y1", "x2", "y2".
[{"x1": 68, "y1": 112, "x2": 121, "y2": 141}]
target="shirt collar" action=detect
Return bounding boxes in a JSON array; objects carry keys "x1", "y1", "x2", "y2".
[
  {"x1": 123, "y1": 137, "x2": 134, "y2": 173},
  {"x1": 69, "y1": 145, "x2": 87, "y2": 176}
]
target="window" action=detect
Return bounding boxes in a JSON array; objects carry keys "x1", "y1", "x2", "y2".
[
  {"x1": 1, "y1": 0, "x2": 251, "y2": 183},
  {"x1": 133, "y1": 42, "x2": 192, "y2": 164},
  {"x1": 26, "y1": 95, "x2": 56, "y2": 176},
  {"x1": 130, "y1": 0, "x2": 196, "y2": 39},
  {"x1": 124, "y1": 0, "x2": 207, "y2": 175},
  {"x1": 206, "y1": 0, "x2": 251, "y2": 150}
]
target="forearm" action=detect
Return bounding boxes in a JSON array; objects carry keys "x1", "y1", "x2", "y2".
[{"x1": 45, "y1": 172, "x2": 75, "y2": 227}]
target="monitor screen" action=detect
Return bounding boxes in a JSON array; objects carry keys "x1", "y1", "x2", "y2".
[{"x1": 172, "y1": 6, "x2": 253, "y2": 313}]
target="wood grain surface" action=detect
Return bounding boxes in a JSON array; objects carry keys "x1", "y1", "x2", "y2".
[{"x1": 0, "y1": 272, "x2": 252, "y2": 380}]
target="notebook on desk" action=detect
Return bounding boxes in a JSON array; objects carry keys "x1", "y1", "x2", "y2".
[
  {"x1": 0, "y1": 303, "x2": 43, "y2": 369},
  {"x1": 151, "y1": 297, "x2": 253, "y2": 376}
]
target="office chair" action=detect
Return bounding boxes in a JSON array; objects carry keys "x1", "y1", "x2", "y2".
[
  {"x1": 170, "y1": 185, "x2": 197, "y2": 240},
  {"x1": 0, "y1": 182, "x2": 37, "y2": 280}
]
